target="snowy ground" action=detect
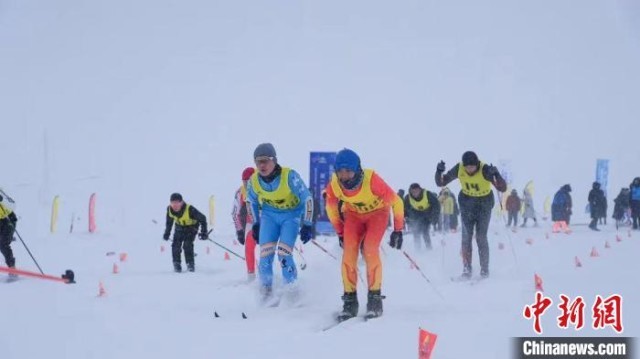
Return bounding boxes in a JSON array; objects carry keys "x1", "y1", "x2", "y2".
[{"x1": 1, "y1": 217, "x2": 637, "y2": 359}]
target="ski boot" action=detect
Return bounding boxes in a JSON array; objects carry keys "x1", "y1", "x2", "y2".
[
  {"x1": 480, "y1": 267, "x2": 489, "y2": 279},
  {"x1": 337, "y1": 292, "x2": 359, "y2": 322},
  {"x1": 365, "y1": 290, "x2": 385, "y2": 319},
  {"x1": 454, "y1": 265, "x2": 473, "y2": 282},
  {"x1": 7, "y1": 265, "x2": 18, "y2": 282},
  {"x1": 187, "y1": 263, "x2": 195, "y2": 272},
  {"x1": 173, "y1": 262, "x2": 182, "y2": 273}
]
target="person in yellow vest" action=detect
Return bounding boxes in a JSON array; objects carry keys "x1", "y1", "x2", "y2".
[
  {"x1": 435, "y1": 151, "x2": 506, "y2": 279},
  {"x1": 439, "y1": 188, "x2": 456, "y2": 232},
  {"x1": 246, "y1": 143, "x2": 314, "y2": 304},
  {"x1": 163, "y1": 193, "x2": 208, "y2": 272},
  {"x1": 403, "y1": 183, "x2": 440, "y2": 250},
  {"x1": 325, "y1": 148, "x2": 404, "y2": 321},
  {"x1": 0, "y1": 195, "x2": 18, "y2": 273}
]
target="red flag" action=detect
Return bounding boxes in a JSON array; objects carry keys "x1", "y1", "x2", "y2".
[
  {"x1": 534, "y1": 273, "x2": 544, "y2": 291},
  {"x1": 418, "y1": 328, "x2": 438, "y2": 359}
]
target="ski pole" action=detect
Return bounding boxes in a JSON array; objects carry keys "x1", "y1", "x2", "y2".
[
  {"x1": 402, "y1": 250, "x2": 445, "y2": 300},
  {"x1": 14, "y1": 229, "x2": 45, "y2": 275},
  {"x1": 294, "y1": 246, "x2": 307, "y2": 270},
  {"x1": 206, "y1": 239, "x2": 246, "y2": 260},
  {"x1": 311, "y1": 240, "x2": 338, "y2": 260},
  {"x1": 204, "y1": 230, "x2": 246, "y2": 260}
]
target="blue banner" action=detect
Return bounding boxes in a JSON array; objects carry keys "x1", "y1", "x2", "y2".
[
  {"x1": 309, "y1": 152, "x2": 337, "y2": 235},
  {"x1": 596, "y1": 159, "x2": 610, "y2": 198}
]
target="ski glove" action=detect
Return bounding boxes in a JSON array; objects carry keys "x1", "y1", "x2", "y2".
[
  {"x1": 163, "y1": 233, "x2": 170, "y2": 241},
  {"x1": 299, "y1": 225, "x2": 313, "y2": 244},
  {"x1": 338, "y1": 236, "x2": 344, "y2": 248},
  {"x1": 236, "y1": 230, "x2": 245, "y2": 245},
  {"x1": 436, "y1": 160, "x2": 446, "y2": 173},
  {"x1": 252, "y1": 223, "x2": 260, "y2": 244},
  {"x1": 389, "y1": 231, "x2": 403, "y2": 250},
  {"x1": 485, "y1": 164, "x2": 499, "y2": 177},
  {"x1": 198, "y1": 231, "x2": 209, "y2": 240}
]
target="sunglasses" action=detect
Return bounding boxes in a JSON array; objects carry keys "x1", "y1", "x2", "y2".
[{"x1": 254, "y1": 156, "x2": 274, "y2": 165}]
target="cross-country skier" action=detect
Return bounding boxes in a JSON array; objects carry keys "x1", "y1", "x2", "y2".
[
  {"x1": 246, "y1": 143, "x2": 314, "y2": 303},
  {"x1": 435, "y1": 151, "x2": 506, "y2": 279},
  {"x1": 403, "y1": 183, "x2": 440, "y2": 250},
  {"x1": 0, "y1": 195, "x2": 18, "y2": 275},
  {"x1": 232, "y1": 167, "x2": 258, "y2": 281},
  {"x1": 163, "y1": 193, "x2": 208, "y2": 272},
  {"x1": 325, "y1": 148, "x2": 404, "y2": 321}
]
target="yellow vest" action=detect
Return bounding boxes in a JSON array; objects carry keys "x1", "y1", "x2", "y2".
[
  {"x1": 250, "y1": 167, "x2": 300, "y2": 210},
  {"x1": 168, "y1": 204, "x2": 197, "y2": 226},
  {"x1": 0, "y1": 203, "x2": 13, "y2": 219},
  {"x1": 330, "y1": 169, "x2": 385, "y2": 214},
  {"x1": 409, "y1": 190, "x2": 430, "y2": 211},
  {"x1": 442, "y1": 196, "x2": 455, "y2": 215},
  {"x1": 458, "y1": 162, "x2": 492, "y2": 197}
]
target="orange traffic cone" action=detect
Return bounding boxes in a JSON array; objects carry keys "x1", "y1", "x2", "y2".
[
  {"x1": 119, "y1": 252, "x2": 128, "y2": 262},
  {"x1": 112, "y1": 263, "x2": 119, "y2": 274},
  {"x1": 605, "y1": 241, "x2": 611, "y2": 249},
  {"x1": 574, "y1": 256, "x2": 582, "y2": 268},
  {"x1": 97, "y1": 281, "x2": 107, "y2": 297},
  {"x1": 224, "y1": 252, "x2": 231, "y2": 261},
  {"x1": 590, "y1": 247, "x2": 600, "y2": 257}
]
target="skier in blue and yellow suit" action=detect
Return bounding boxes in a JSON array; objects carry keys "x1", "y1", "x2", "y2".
[{"x1": 246, "y1": 143, "x2": 314, "y2": 300}]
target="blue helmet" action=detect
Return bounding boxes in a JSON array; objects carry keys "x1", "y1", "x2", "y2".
[{"x1": 335, "y1": 148, "x2": 361, "y2": 172}]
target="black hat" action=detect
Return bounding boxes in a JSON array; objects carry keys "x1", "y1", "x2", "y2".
[
  {"x1": 462, "y1": 151, "x2": 480, "y2": 166},
  {"x1": 170, "y1": 193, "x2": 183, "y2": 202},
  {"x1": 409, "y1": 183, "x2": 421, "y2": 191}
]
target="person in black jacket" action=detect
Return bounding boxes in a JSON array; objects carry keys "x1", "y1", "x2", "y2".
[
  {"x1": 0, "y1": 195, "x2": 18, "y2": 272},
  {"x1": 630, "y1": 177, "x2": 640, "y2": 230},
  {"x1": 588, "y1": 182, "x2": 606, "y2": 231},
  {"x1": 163, "y1": 193, "x2": 208, "y2": 272},
  {"x1": 404, "y1": 183, "x2": 440, "y2": 250},
  {"x1": 435, "y1": 151, "x2": 506, "y2": 279},
  {"x1": 612, "y1": 188, "x2": 631, "y2": 228}
]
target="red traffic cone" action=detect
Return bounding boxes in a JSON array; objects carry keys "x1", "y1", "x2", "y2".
[
  {"x1": 590, "y1": 247, "x2": 600, "y2": 257},
  {"x1": 605, "y1": 241, "x2": 611, "y2": 249},
  {"x1": 224, "y1": 252, "x2": 231, "y2": 261},
  {"x1": 534, "y1": 273, "x2": 544, "y2": 291},
  {"x1": 97, "y1": 281, "x2": 107, "y2": 297},
  {"x1": 574, "y1": 256, "x2": 582, "y2": 268}
]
